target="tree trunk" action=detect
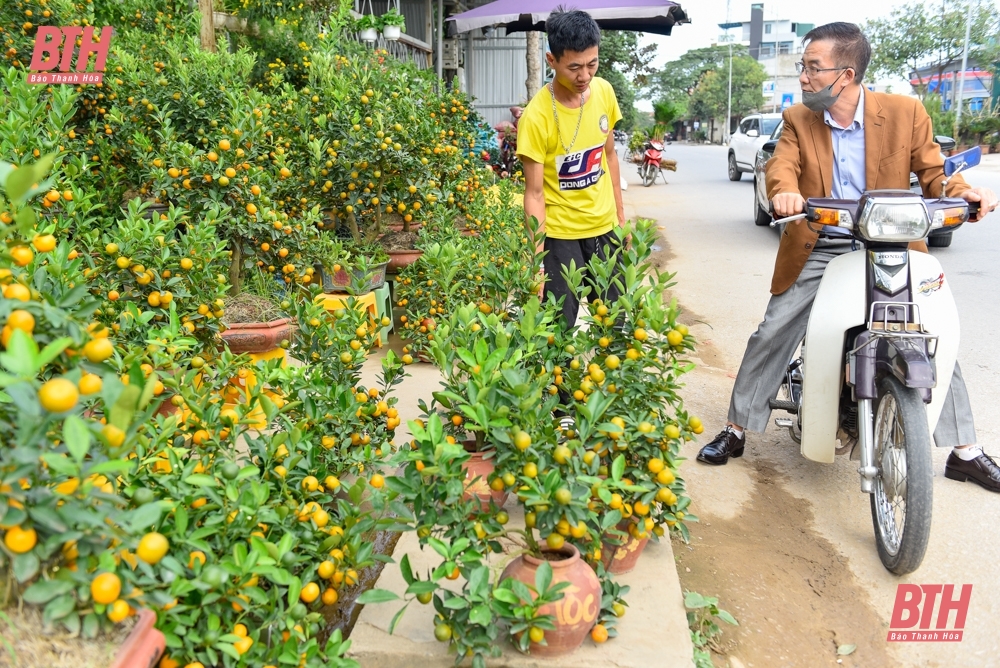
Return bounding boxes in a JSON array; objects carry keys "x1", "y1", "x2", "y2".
[
  {"x1": 199, "y1": 0, "x2": 216, "y2": 52},
  {"x1": 229, "y1": 240, "x2": 242, "y2": 295},
  {"x1": 525, "y1": 31, "x2": 542, "y2": 102}
]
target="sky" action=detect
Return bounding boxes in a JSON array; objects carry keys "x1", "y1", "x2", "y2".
[{"x1": 633, "y1": 0, "x2": 1000, "y2": 111}]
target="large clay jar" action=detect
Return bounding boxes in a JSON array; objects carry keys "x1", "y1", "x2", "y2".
[
  {"x1": 461, "y1": 449, "x2": 508, "y2": 510},
  {"x1": 220, "y1": 318, "x2": 294, "y2": 354},
  {"x1": 601, "y1": 520, "x2": 650, "y2": 574},
  {"x1": 501, "y1": 545, "x2": 601, "y2": 657}
]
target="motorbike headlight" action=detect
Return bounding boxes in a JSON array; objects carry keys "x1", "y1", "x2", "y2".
[{"x1": 857, "y1": 200, "x2": 929, "y2": 241}]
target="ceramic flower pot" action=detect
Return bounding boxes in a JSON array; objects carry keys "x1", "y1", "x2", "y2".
[
  {"x1": 500, "y1": 544, "x2": 601, "y2": 657},
  {"x1": 382, "y1": 25, "x2": 401, "y2": 40},
  {"x1": 109, "y1": 609, "x2": 165, "y2": 668},
  {"x1": 359, "y1": 27, "x2": 378, "y2": 42},
  {"x1": 461, "y1": 447, "x2": 508, "y2": 510},
  {"x1": 600, "y1": 519, "x2": 650, "y2": 574},
  {"x1": 220, "y1": 317, "x2": 293, "y2": 355},
  {"x1": 386, "y1": 249, "x2": 423, "y2": 273}
]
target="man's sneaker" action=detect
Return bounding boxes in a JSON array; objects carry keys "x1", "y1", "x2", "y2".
[{"x1": 696, "y1": 427, "x2": 746, "y2": 466}]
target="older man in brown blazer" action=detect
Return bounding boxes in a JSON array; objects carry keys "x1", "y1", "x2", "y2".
[{"x1": 697, "y1": 23, "x2": 1000, "y2": 494}]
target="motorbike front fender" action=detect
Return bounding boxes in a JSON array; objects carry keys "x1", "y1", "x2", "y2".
[
  {"x1": 908, "y1": 251, "x2": 959, "y2": 435},
  {"x1": 801, "y1": 250, "x2": 867, "y2": 463}
]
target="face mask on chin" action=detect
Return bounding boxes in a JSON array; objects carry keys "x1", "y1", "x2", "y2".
[{"x1": 802, "y1": 69, "x2": 847, "y2": 113}]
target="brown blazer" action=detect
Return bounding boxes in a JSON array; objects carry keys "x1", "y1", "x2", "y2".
[{"x1": 765, "y1": 90, "x2": 969, "y2": 295}]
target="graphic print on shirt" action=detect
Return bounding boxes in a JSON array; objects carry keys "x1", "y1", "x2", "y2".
[{"x1": 555, "y1": 142, "x2": 605, "y2": 191}]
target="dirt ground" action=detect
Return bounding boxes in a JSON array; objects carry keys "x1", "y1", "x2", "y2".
[{"x1": 674, "y1": 457, "x2": 895, "y2": 668}]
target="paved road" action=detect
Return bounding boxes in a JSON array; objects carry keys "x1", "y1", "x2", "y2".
[{"x1": 623, "y1": 143, "x2": 1000, "y2": 667}]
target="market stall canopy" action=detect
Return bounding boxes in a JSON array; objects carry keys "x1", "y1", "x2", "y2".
[{"x1": 447, "y1": 0, "x2": 689, "y2": 37}]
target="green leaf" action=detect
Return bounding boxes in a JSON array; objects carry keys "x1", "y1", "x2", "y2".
[
  {"x1": 6, "y1": 162, "x2": 38, "y2": 202},
  {"x1": 36, "y1": 337, "x2": 73, "y2": 369},
  {"x1": 837, "y1": 644, "x2": 856, "y2": 656},
  {"x1": 13, "y1": 552, "x2": 39, "y2": 582},
  {"x1": 287, "y1": 576, "x2": 301, "y2": 607},
  {"x1": 174, "y1": 505, "x2": 189, "y2": 536},
  {"x1": 534, "y1": 560, "x2": 552, "y2": 596},
  {"x1": 611, "y1": 454, "x2": 625, "y2": 482},
  {"x1": 22, "y1": 579, "x2": 74, "y2": 604},
  {"x1": 399, "y1": 553, "x2": 414, "y2": 585},
  {"x1": 492, "y1": 588, "x2": 519, "y2": 604},
  {"x1": 127, "y1": 501, "x2": 163, "y2": 532},
  {"x1": 356, "y1": 589, "x2": 400, "y2": 604},
  {"x1": 388, "y1": 602, "x2": 409, "y2": 635},
  {"x1": 82, "y1": 612, "x2": 99, "y2": 638},
  {"x1": 442, "y1": 596, "x2": 469, "y2": 610},
  {"x1": 63, "y1": 415, "x2": 91, "y2": 463},
  {"x1": 84, "y1": 459, "x2": 131, "y2": 477},
  {"x1": 184, "y1": 474, "x2": 218, "y2": 487},
  {"x1": 684, "y1": 591, "x2": 708, "y2": 609},
  {"x1": 44, "y1": 594, "x2": 76, "y2": 621},
  {"x1": 469, "y1": 604, "x2": 491, "y2": 627},
  {"x1": 217, "y1": 643, "x2": 241, "y2": 661}
]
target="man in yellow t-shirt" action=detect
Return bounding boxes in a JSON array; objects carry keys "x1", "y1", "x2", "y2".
[{"x1": 517, "y1": 9, "x2": 625, "y2": 326}]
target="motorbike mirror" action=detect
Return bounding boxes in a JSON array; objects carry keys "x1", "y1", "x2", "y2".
[
  {"x1": 747, "y1": 129, "x2": 759, "y2": 138},
  {"x1": 935, "y1": 135, "x2": 956, "y2": 152},
  {"x1": 944, "y1": 146, "x2": 981, "y2": 177}
]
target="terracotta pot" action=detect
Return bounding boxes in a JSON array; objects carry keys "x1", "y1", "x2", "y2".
[
  {"x1": 110, "y1": 609, "x2": 165, "y2": 668},
  {"x1": 600, "y1": 520, "x2": 650, "y2": 574},
  {"x1": 979, "y1": 144, "x2": 991, "y2": 155},
  {"x1": 153, "y1": 397, "x2": 180, "y2": 418},
  {"x1": 461, "y1": 448, "x2": 508, "y2": 510},
  {"x1": 386, "y1": 249, "x2": 423, "y2": 273},
  {"x1": 317, "y1": 261, "x2": 388, "y2": 293},
  {"x1": 220, "y1": 318, "x2": 294, "y2": 354},
  {"x1": 500, "y1": 545, "x2": 601, "y2": 657}
]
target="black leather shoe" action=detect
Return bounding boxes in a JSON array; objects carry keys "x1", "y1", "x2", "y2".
[
  {"x1": 696, "y1": 427, "x2": 746, "y2": 465},
  {"x1": 944, "y1": 450, "x2": 1000, "y2": 492}
]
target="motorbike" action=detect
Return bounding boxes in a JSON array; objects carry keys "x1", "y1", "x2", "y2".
[
  {"x1": 493, "y1": 105, "x2": 523, "y2": 179},
  {"x1": 638, "y1": 139, "x2": 664, "y2": 187},
  {"x1": 768, "y1": 146, "x2": 982, "y2": 575}
]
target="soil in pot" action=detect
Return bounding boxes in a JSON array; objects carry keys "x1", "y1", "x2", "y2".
[
  {"x1": 378, "y1": 230, "x2": 420, "y2": 253},
  {"x1": 223, "y1": 292, "x2": 283, "y2": 325},
  {"x1": 500, "y1": 544, "x2": 601, "y2": 657},
  {"x1": 0, "y1": 605, "x2": 136, "y2": 668}
]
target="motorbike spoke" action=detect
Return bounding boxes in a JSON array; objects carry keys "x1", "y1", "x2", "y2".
[{"x1": 873, "y1": 392, "x2": 909, "y2": 556}]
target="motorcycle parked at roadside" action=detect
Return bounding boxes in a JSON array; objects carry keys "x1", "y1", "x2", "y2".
[
  {"x1": 768, "y1": 147, "x2": 982, "y2": 575},
  {"x1": 638, "y1": 138, "x2": 664, "y2": 187}
]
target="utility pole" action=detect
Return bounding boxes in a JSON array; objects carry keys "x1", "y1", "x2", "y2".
[
  {"x1": 719, "y1": 0, "x2": 736, "y2": 144},
  {"x1": 954, "y1": 0, "x2": 973, "y2": 140}
]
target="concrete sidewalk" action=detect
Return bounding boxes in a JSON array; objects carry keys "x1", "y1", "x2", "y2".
[{"x1": 349, "y1": 234, "x2": 695, "y2": 665}]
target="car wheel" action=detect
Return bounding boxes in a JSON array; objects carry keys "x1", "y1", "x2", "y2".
[
  {"x1": 753, "y1": 179, "x2": 772, "y2": 226},
  {"x1": 928, "y1": 231, "x2": 953, "y2": 248},
  {"x1": 728, "y1": 152, "x2": 742, "y2": 181}
]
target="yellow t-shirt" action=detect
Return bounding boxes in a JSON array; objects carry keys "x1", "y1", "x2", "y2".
[{"x1": 516, "y1": 77, "x2": 622, "y2": 240}]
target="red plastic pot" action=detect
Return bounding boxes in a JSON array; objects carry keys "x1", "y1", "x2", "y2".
[
  {"x1": 501, "y1": 545, "x2": 601, "y2": 657},
  {"x1": 110, "y1": 609, "x2": 165, "y2": 668},
  {"x1": 220, "y1": 317, "x2": 294, "y2": 354}
]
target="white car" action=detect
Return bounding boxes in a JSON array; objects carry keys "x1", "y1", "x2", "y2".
[{"x1": 728, "y1": 113, "x2": 782, "y2": 181}]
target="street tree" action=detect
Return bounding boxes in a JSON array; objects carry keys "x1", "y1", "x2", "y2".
[
  {"x1": 648, "y1": 43, "x2": 754, "y2": 118},
  {"x1": 689, "y1": 55, "x2": 766, "y2": 138},
  {"x1": 864, "y1": 0, "x2": 1000, "y2": 100},
  {"x1": 597, "y1": 30, "x2": 658, "y2": 130}
]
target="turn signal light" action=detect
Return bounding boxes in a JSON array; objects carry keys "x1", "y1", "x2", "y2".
[
  {"x1": 810, "y1": 207, "x2": 854, "y2": 228},
  {"x1": 931, "y1": 207, "x2": 968, "y2": 228}
]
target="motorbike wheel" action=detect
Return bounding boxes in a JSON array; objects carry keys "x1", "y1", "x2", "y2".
[
  {"x1": 642, "y1": 163, "x2": 656, "y2": 187},
  {"x1": 869, "y1": 375, "x2": 933, "y2": 575}
]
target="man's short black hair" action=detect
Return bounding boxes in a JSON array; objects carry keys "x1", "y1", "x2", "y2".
[
  {"x1": 545, "y1": 8, "x2": 601, "y2": 60},
  {"x1": 803, "y1": 22, "x2": 871, "y2": 82}
]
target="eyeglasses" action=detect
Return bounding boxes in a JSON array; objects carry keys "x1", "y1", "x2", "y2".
[{"x1": 795, "y1": 62, "x2": 848, "y2": 78}]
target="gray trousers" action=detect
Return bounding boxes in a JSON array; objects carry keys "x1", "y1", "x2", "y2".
[{"x1": 728, "y1": 244, "x2": 976, "y2": 447}]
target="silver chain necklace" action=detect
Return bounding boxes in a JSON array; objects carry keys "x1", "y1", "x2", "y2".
[{"x1": 549, "y1": 83, "x2": 585, "y2": 153}]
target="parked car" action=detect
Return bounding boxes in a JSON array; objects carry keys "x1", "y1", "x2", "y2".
[
  {"x1": 728, "y1": 112, "x2": 783, "y2": 181},
  {"x1": 752, "y1": 125, "x2": 961, "y2": 246}
]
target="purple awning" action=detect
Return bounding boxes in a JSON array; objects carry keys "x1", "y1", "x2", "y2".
[{"x1": 447, "y1": 0, "x2": 689, "y2": 37}]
